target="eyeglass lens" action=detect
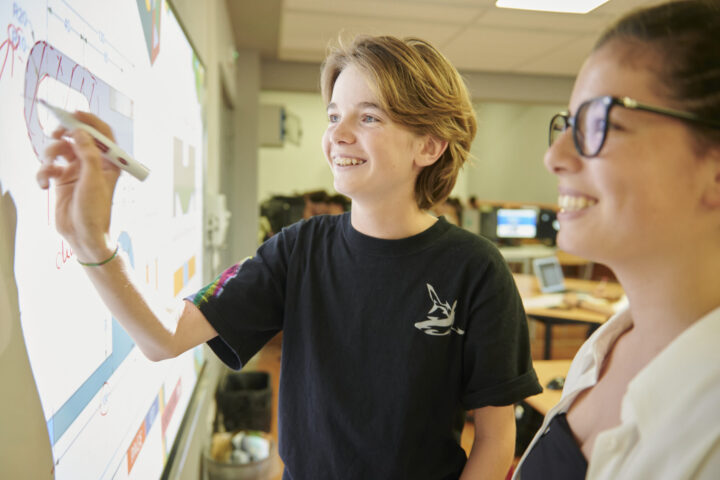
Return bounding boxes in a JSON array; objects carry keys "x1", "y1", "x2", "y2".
[
  {"x1": 549, "y1": 114, "x2": 567, "y2": 147},
  {"x1": 549, "y1": 97, "x2": 612, "y2": 157},
  {"x1": 578, "y1": 98, "x2": 609, "y2": 157}
]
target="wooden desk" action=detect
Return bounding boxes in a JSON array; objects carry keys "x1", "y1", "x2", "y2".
[
  {"x1": 514, "y1": 274, "x2": 624, "y2": 359},
  {"x1": 555, "y1": 250, "x2": 593, "y2": 279},
  {"x1": 525, "y1": 359, "x2": 572, "y2": 415},
  {"x1": 499, "y1": 245, "x2": 556, "y2": 273}
]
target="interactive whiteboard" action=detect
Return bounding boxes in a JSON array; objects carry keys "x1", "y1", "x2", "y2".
[{"x1": 0, "y1": 1, "x2": 205, "y2": 478}]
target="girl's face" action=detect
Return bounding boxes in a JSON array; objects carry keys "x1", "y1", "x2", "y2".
[
  {"x1": 545, "y1": 43, "x2": 714, "y2": 266},
  {"x1": 321, "y1": 65, "x2": 428, "y2": 210}
]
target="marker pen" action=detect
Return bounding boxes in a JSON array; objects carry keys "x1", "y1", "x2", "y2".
[{"x1": 38, "y1": 99, "x2": 150, "y2": 181}]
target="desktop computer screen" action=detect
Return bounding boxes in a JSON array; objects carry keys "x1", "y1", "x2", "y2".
[
  {"x1": 496, "y1": 208, "x2": 538, "y2": 239},
  {"x1": 536, "y1": 208, "x2": 559, "y2": 245}
]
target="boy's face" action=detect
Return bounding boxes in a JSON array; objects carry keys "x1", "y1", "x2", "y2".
[{"x1": 322, "y1": 65, "x2": 427, "y2": 209}]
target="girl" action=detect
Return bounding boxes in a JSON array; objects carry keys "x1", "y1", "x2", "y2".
[{"x1": 515, "y1": 1, "x2": 720, "y2": 478}]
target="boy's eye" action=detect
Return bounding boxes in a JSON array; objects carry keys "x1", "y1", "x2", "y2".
[
  {"x1": 328, "y1": 113, "x2": 340, "y2": 123},
  {"x1": 362, "y1": 114, "x2": 378, "y2": 123}
]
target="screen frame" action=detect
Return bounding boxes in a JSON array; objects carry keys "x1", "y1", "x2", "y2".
[
  {"x1": 158, "y1": 2, "x2": 208, "y2": 478},
  {"x1": 532, "y1": 256, "x2": 566, "y2": 293}
]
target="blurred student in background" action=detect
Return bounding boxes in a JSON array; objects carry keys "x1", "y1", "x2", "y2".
[
  {"x1": 327, "y1": 193, "x2": 350, "y2": 214},
  {"x1": 302, "y1": 189, "x2": 330, "y2": 218}
]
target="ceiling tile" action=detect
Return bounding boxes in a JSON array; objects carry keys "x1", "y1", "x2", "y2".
[
  {"x1": 248, "y1": 0, "x2": 680, "y2": 77},
  {"x1": 284, "y1": 0, "x2": 485, "y2": 23},
  {"x1": 280, "y1": 11, "x2": 464, "y2": 58},
  {"x1": 593, "y1": 0, "x2": 666, "y2": 14},
  {"x1": 391, "y1": 0, "x2": 497, "y2": 7},
  {"x1": 510, "y1": 33, "x2": 598, "y2": 76},
  {"x1": 442, "y1": 26, "x2": 575, "y2": 72},
  {"x1": 474, "y1": 7, "x2": 613, "y2": 32}
]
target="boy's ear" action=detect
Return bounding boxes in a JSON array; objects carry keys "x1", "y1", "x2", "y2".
[{"x1": 416, "y1": 135, "x2": 448, "y2": 167}]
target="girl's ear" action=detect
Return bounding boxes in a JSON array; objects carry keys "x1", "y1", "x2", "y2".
[
  {"x1": 701, "y1": 150, "x2": 720, "y2": 208},
  {"x1": 416, "y1": 135, "x2": 448, "y2": 167}
]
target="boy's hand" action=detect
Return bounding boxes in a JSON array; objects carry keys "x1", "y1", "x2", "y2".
[{"x1": 36, "y1": 112, "x2": 121, "y2": 263}]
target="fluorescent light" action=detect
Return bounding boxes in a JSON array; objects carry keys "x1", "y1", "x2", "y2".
[{"x1": 495, "y1": 0, "x2": 610, "y2": 14}]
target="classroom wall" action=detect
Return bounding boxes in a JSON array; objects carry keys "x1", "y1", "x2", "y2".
[
  {"x1": 257, "y1": 91, "x2": 565, "y2": 206},
  {"x1": 171, "y1": 0, "x2": 259, "y2": 274},
  {"x1": 258, "y1": 91, "x2": 333, "y2": 201},
  {"x1": 468, "y1": 102, "x2": 563, "y2": 205}
]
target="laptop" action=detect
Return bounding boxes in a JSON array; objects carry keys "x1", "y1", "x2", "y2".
[
  {"x1": 530, "y1": 256, "x2": 627, "y2": 314},
  {"x1": 532, "y1": 256, "x2": 567, "y2": 293}
]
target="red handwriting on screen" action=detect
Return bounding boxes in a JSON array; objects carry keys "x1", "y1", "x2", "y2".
[
  {"x1": 56, "y1": 239, "x2": 74, "y2": 270},
  {"x1": 0, "y1": 24, "x2": 22, "y2": 81}
]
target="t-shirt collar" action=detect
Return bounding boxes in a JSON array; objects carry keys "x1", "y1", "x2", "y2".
[{"x1": 340, "y1": 213, "x2": 452, "y2": 256}]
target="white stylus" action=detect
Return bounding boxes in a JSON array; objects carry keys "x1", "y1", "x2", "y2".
[{"x1": 38, "y1": 99, "x2": 150, "y2": 181}]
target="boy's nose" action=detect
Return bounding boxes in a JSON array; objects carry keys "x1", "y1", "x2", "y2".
[{"x1": 331, "y1": 119, "x2": 355, "y2": 144}]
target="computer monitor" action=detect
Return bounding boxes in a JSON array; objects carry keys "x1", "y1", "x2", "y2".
[
  {"x1": 478, "y1": 205, "x2": 498, "y2": 242},
  {"x1": 536, "y1": 208, "x2": 559, "y2": 245},
  {"x1": 496, "y1": 208, "x2": 538, "y2": 239}
]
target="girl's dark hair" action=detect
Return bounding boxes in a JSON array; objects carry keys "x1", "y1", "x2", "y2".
[{"x1": 595, "y1": 0, "x2": 720, "y2": 150}]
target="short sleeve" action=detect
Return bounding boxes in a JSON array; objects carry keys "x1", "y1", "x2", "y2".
[
  {"x1": 185, "y1": 226, "x2": 298, "y2": 369},
  {"x1": 461, "y1": 251, "x2": 541, "y2": 408}
]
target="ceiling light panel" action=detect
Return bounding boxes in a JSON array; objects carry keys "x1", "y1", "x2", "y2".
[{"x1": 496, "y1": 0, "x2": 610, "y2": 14}]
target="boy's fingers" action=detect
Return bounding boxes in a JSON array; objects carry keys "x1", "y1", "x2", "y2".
[
  {"x1": 51, "y1": 126, "x2": 69, "y2": 139},
  {"x1": 36, "y1": 163, "x2": 66, "y2": 189},
  {"x1": 70, "y1": 130, "x2": 104, "y2": 173},
  {"x1": 73, "y1": 111, "x2": 115, "y2": 141},
  {"x1": 44, "y1": 139, "x2": 76, "y2": 162}
]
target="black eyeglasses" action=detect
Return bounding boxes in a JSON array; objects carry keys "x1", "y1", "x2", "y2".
[{"x1": 549, "y1": 95, "x2": 720, "y2": 157}]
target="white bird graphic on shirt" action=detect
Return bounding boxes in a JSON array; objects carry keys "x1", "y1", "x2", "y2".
[{"x1": 414, "y1": 284, "x2": 464, "y2": 336}]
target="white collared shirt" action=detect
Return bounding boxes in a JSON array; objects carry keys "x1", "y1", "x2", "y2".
[{"x1": 514, "y1": 305, "x2": 720, "y2": 479}]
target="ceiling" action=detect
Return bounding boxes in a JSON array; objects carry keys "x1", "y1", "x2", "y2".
[{"x1": 227, "y1": 0, "x2": 665, "y2": 78}]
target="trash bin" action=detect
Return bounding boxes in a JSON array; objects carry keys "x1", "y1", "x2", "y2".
[
  {"x1": 215, "y1": 371, "x2": 272, "y2": 433},
  {"x1": 204, "y1": 431, "x2": 273, "y2": 480}
]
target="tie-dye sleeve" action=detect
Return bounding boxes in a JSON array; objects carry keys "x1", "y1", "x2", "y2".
[
  {"x1": 187, "y1": 259, "x2": 247, "y2": 309},
  {"x1": 184, "y1": 225, "x2": 296, "y2": 369}
]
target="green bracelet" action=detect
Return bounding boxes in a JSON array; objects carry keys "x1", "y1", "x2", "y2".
[{"x1": 77, "y1": 245, "x2": 119, "y2": 267}]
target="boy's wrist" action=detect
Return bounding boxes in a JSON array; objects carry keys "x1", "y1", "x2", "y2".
[
  {"x1": 75, "y1": 234, "x2": 116, "y2": 265},
  {"x1": 78, "y1": 244, "x2": 119, "y2": 267}
]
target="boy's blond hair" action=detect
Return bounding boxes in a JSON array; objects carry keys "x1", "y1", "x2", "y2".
[{"x1": 321, "y1": 35, "x2": 477, "y2": 210}]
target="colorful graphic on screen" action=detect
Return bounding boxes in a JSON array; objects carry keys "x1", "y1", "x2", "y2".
[{"x1": 0, "y1": 1, "x2": 205, "y2": 479}]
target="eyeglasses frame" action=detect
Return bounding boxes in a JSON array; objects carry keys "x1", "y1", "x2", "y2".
[{"x1": 549, "y1": 95, "x2": 720, "y2": 158}]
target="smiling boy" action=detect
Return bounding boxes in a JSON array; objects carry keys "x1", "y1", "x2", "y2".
[{"x1": 38, "y1": 35, "x2": 540, "y2": 479}]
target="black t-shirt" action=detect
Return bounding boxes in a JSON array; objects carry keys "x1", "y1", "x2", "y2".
[{"x1": 188, "y1": 213, "x2": 541, "y2": 479}]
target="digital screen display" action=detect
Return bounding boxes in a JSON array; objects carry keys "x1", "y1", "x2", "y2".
[
  {"x1": 0, "y1": 1, "x2": 205, "y2": 478},
  {"x1": 496, "y1": 208, "x2": 538, "y2": 239}
]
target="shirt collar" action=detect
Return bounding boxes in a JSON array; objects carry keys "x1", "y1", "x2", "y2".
[{"x1": 623, "y1": 305, "x2": 720, "y2": 431}]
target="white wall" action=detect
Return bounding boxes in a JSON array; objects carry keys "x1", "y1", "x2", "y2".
[
  {"x1": 258, "y1": 91, "x2": 334, "y2": 201},
  {"x1": 257, "y1": 91, "x2": 564, "y2": 205},
  {"x1": 466, "y1": 101, "x2": 564, "y2": 205}
]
